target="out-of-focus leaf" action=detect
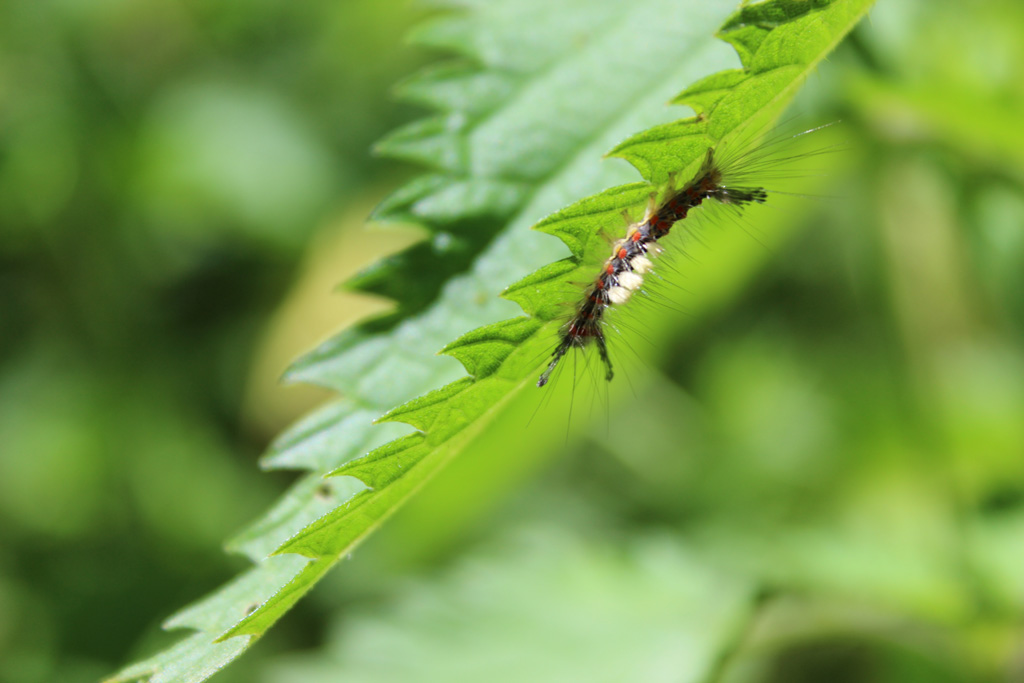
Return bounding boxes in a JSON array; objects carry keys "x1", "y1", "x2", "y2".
[{"x1": 265, "y1": 529, "x2": 756, "y2": 683}]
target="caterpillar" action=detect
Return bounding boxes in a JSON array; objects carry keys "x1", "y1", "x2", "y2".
[{"x1": 536, "y1": 127, "x2": 824, "y2": 389}]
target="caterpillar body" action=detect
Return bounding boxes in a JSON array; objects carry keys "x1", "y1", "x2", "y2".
[{"x1": 536, "y1": 141, "x2": 780, "y2": 388}]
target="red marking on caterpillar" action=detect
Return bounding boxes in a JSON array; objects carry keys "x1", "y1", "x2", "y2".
[{"x1": 536, "y1": 124, "x2": 834, "y2": 389}]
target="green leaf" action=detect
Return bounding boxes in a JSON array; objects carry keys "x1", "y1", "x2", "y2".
[{"x1": 108, "y1": 0, "x2": 873, "y2": 680}]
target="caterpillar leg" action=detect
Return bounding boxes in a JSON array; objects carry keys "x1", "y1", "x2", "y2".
[
  {"x1": 716, "y1": 186, "x2": 768, "y2": 206},
  {"x1": 537, "y1": 339, "x2": 570, "y2": 388},
  {"x1": 595, "y1": 333, "x2": 614, "y2": 382}
]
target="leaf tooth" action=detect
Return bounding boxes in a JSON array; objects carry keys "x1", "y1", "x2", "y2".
[
  {"x1": 405, "y1": 178, "x2": 527, "y2": 223},
  {"x1": 532, "y1": 184, "x2": 651, "y2": 259},
  {"x1": 371, "y1": 174, "x2": 450, "y2": 223},
  {"x1": 163, "y1": 555, "x2": 310, "y2": 633},
  {"x1": 374, "y1": 115, "x2": 468, "y2": 172},
  {"x1": 327, "y1": 433, "x2": 431, "y2": 487},
  {"x1": 440, "y1": 316, "x2": 541, "y2": 378},
  {"x1": 406, "y1": 15, "x2": 481, "y2": 61},
  {"x1": 501, "y1": 259, "x2": 579, "y2": 320},
  {"x1": 394, "y1": 61, "x2": 518, "y2": 118},
  {"x1": 606, "y1": 123, "x2": 712, "y2": 184},
  {"x1": 217, "y1": 556, "x2": 336, "y2": 640},
  {"x1": 669, "y1": 69, "x2": 751, "y2": 112},
  {"x1": 259, "y1": 401, "x2": 385, "y2": 472},
  {"x1": 225, "y1": 473, "x2": 367, "y2": 562},
  {"x1": 373, "y1": 377, "x2": 475, "y2": 433}
]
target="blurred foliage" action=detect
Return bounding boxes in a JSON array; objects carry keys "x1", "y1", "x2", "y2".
[
  {"x1": 267, "y1": 526, "x2": 756, "y2": 683},
  {"x1": 2, "y1": 0, "x2": 1024, "y2": 682}
]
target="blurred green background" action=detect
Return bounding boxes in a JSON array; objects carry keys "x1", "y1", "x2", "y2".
[{"x1": 2, "y1": 0, "x2": 1024, "y2": 682}]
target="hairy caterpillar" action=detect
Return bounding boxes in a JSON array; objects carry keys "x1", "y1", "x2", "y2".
[{"x1": 537, "y1": 126, "x2": 830, "y2": 388}]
